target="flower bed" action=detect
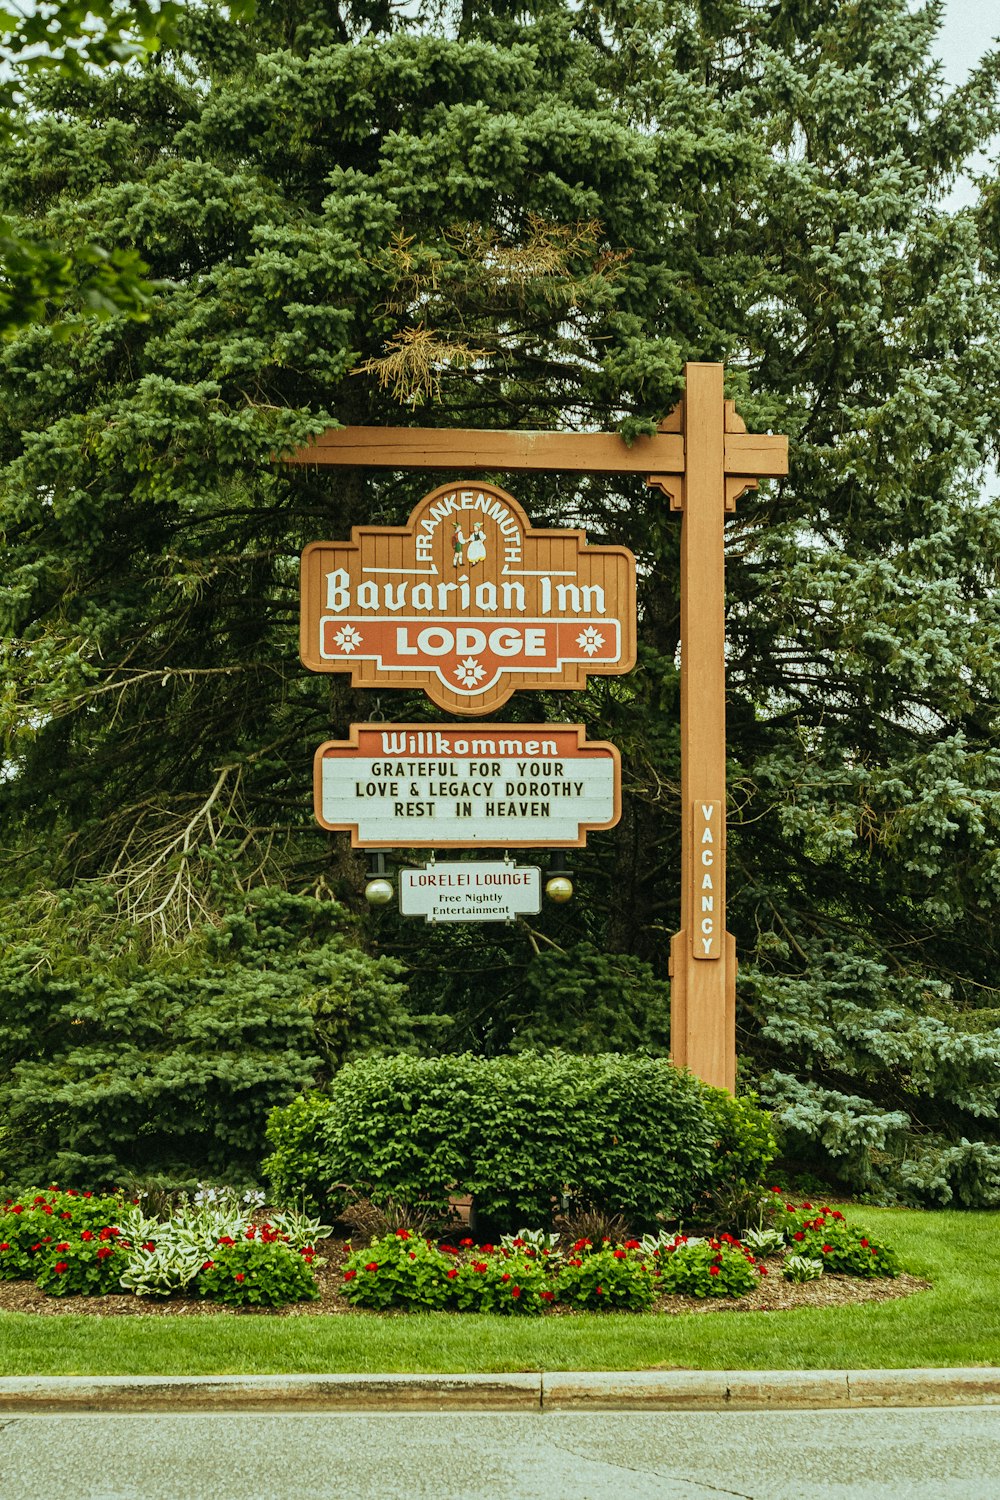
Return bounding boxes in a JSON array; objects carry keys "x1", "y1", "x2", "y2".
[{"x1": 0, "y1": 1188, "x2": 918, "y2": 1315}]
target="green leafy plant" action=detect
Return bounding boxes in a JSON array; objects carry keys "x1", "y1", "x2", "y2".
[
  {"x1": 0, "y1": 1189, "x2": 127, "y2": 1278},
  {"x1": 195, "y1": 1239, "x2": 320, "y2": 1307},
  {"x1": 341, "y1": 1232, "x2": 456, "y2": 1312},
  {"x1": 34, "y1": 1227, "x2": 131, "y2": 1296},
  {"x1": 765, "y1": 1194, "x2": 901, "y2": 1277},
  {"x1": 655, "y1": 1236, "x2": 763, "y2": 1299},
  {"x1": 555, "y1": 1239, "x2": 657, "y2": 1311},
  {"x1": 783, "y1": 1255, "x2": 825, "y2": 1283}
]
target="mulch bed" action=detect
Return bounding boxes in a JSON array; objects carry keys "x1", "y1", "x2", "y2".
[{"x1": 0, "y1": 1241, "x2": 932, "y2": 1317}]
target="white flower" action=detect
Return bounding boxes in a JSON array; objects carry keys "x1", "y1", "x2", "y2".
[
  {"x1": 455, "y1": 656, "x2": 486, "y2": 689},
  {"x1": 576, "y1": 626, "x2": 605, "y2": 656},
  {"x1": 333, "y1": 624, "x2": 363, "y2": 654}
]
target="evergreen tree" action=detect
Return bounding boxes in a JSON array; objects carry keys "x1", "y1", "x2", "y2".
[{"x1": 2, "y1": 0, "x2": 999, "y2": 1201}]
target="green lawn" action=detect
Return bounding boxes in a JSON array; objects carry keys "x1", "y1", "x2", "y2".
[{"x1": 1, "y1": 1208, "x2": 997, "y2": 1375}]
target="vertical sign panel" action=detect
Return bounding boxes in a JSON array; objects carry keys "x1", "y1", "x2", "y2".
[{"x1": 692, "y1": 800, "x2": 722, "y2": 960}]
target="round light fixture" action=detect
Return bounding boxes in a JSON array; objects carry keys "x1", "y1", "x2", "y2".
[
  {"x1": 364, "y1": 877, "x2": 395, "y2": 907},
  {"x1": 545, "y1": 874, "x2": 574, "y2": 903}
]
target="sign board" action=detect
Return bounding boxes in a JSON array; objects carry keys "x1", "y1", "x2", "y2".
[
  {"x1": 300, "y1": 480, "x2": 636, "y2": 714},
  {"x1": 399, "y1": 862, "x2": 541, "y2": 923},
  {"x1": 692, "y1": 801, "x2": 722, "y2": 959},
  {"x1": 313, "y1": 723, "x2": 620, "y2": 848}
]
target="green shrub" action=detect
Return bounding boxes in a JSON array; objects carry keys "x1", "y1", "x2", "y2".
[
  {"x1": 268, "y1": 1052, "x2": 777, "y2": 1230},
  {"x1": 261, "y1": 1093, "x2": 334, "y2": 1212},
  {"x1": 0, "y1": 891, "x2": 417, "y2": 1190}
]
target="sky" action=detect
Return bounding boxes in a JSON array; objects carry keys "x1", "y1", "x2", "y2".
[{"x1": 933, "y1": 0, "x2": 998, "y2": 85}]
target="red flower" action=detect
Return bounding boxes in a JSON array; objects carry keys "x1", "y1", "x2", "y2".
[
  {"x1": 501, "y1": 1272, "x2": 511, "y2": 1283},
  {"x1": 97, "y1": 1246, "x2": 115, "y2": 1260},
  {"x1": 568, "y1": 1258, "x2": 582, "y2": 1268},
  {"x1": 98, "y1": 1227, "x2": 119, "y2": 1241},
  {"x1": 832, "y1": 1210, "x2": 845, "y2": 1221},
  {"x1": 55, "y1": 1242, "x2": 70, "y2": 1252},
  {"x1": 540, "y1": 1290, "x2": 554, "y2": 1302},
  {"x1": 512, "y1": 1238, "x2": 525, "y2": 1248},
  {"x1": 395, "y1": 1230, "x2": 410, "y2": 1240},
  {"x1": 408, "y1": 1251, "x2": 416, "y2": 1259},
  {"x1": 83, "y1": 1192, "x2": 92, "y2": 1199},
  {"x1": 624, "y1": 1239, "x2": 640, "y2": 1250},
  {"x1": 143, "y1": 1241, "x2": 156, "y2": 1252},
  {"x1": 440, "y1": 1244, "x2": 458, "y2": 1255},
  {"x1": 472, "y1": 1261, "x2": 488, "y2": 1274},
  {"x1": 202, "y1": 1260, "x2": 215, "y2": 1270},
  {"x1": 613, "y1": 1249, "x2": 626, "y2": 1260},
  {"x1": 802, "y1": 1202, "x2": 813, "y2": 1210},
  {"x1": 860, "y1": 1238, "x2": 869, "y2": 1248},
  {"x1": 822, "y1": 1245, "x2": 833, "y2": 1254},
  {"x1": 0, "y1": 1243, "x2": 8, "y2": 1252},
  {"x1": 709, "y1": 1266, "x2": 720, "y2": 1277},
  {"x1": 234, "y1": 1273, "x2": 245, "y2": 1283},
  {"x1": 217, "y1": 1236, "x2": 236, "y2": 1247},
  {"x1": 343, "y1": 1269, "x2": 357, "y2": 1281},
  {"x1": 573, "y1": 1239, "x2": 591, "y2": 1251},
  {"x1": 10, "y1": 1206, "x2": 23, "y2": 1215},
  {"x1": 33, "y1": 1195, "x2": 47, "y2": 1205},
  {"x1": 80, "y1": 1230, "x2": 94, "y2": 1242},
  {"x1": 595, "y1": 1285, "x2": 605, "y2": 1296},
  {"x1": 793, "y1": 1232, "x2": 805, "y2": 1242},
  {"x1": 511, "y1": 1286, "x2": 521, "y2": 1298},
  {"x1": 480, "y1": 1243, "x2": 494, "y2": 1254},
  {"x1": 364, "y1": 1262, "x2": 379, "y2": 1272},
  {"x1": 60, "y1": 1212, "x2": 72, "y2": 1220},
  {"x1": 459, "y1": 1238, "x2": 474, "y2": 1247},
  {"x1": 245, "y1": 1228, "x2": 256, "y2": 1240},
  {"x1": 446, "y1": 1268, "x2": 459, "y2": 1280},
  {"x1": 53, "y1": 1261, "x2": 68, "y2": 1275}
]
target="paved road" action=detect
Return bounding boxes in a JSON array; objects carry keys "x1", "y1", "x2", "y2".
[{"x1": 3, "y1": 1408, "x2": 1000, "y2": 1498}]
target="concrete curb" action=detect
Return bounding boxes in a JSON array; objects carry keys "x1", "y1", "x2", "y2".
[{"x1": 0, "y1": 1369, "x2": 996, "y2": 1413}]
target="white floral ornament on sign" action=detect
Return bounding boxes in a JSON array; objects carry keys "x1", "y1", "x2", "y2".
[
  {"x1": 454, "y1": 656, "x2": 486, "y2": 688},
  {"x1": 333, "y1": 624, "x2": 364, "y2": 654},
  {"x1": 576, "y1": 626, "x2": 605, "y2": 656}
]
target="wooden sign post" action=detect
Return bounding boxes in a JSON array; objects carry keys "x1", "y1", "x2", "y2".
[{"x1": 284, "y1": 362, "x2": 787, "y2": 1092}]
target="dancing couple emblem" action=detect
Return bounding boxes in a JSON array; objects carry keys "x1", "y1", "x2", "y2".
[{"x1": 452, "y1": 520, "x2": 487, "y2": 568}]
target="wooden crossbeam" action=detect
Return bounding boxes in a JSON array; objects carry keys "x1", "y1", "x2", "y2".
[{"x1": 281, "y1": 423, "x2": 787, "y2": 479}]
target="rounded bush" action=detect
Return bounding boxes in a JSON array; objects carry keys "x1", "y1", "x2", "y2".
[{"x1": 266, "y1": 1053, "x2": 777, "y2": 1230}]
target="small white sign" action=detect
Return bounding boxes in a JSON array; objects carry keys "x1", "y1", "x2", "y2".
[{"x1": 399, "y1": 862, "x2": 541, "y2": 923}]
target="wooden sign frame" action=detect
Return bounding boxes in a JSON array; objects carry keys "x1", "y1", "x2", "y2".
[{"x1": 283, "y1": 363, "x2": 788, "y2": 1093}]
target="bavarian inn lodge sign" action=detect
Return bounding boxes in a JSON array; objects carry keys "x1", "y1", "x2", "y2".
[{"x1": 299, "y1": 480, "x2": 637, "y2": 714}]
